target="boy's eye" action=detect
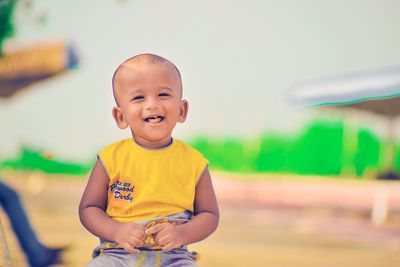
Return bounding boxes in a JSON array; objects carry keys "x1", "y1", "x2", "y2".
[
  {"x1": 132, "y1": 95, "x2": 144, "y2": 101},
  {"x1": 159, "y1": 93, "x2": 170, "y2": 97}
]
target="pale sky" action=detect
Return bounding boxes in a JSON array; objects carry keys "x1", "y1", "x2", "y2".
[{"x1": 1, "y1": 0, "x2": 400, "y2": 161}]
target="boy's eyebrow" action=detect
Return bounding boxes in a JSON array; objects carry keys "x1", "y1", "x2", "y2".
[
  {"x1": 127, "y1": 88, "x2": 144, "y2": 96},
  {"x1": 158, "y1": 86, "x2": 174, "y2": 91}
]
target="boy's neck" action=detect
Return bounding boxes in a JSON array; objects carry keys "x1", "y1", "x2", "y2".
[{"x1": 133, "y1": 137, "x2": 173, "y2": 150}]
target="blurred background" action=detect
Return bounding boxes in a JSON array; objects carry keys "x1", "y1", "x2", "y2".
[{"x1": 1, "y1": 0, "x2": 400, "y2": 266}]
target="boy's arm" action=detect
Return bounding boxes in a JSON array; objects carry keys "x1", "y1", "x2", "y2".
[
  {"x1": 147, "y1": 167, "x2": 219, "y2": 250},
  {"x1": 181, "y1": 167, "x2": 219, "y2": 244},
  {"x1": 79, "y1": 159, "x2": 146, "y2": 253}
]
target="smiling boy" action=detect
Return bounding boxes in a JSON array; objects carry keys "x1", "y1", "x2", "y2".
[{"x1": 79, "y1": 54, "x2": 219, "y2": 266}]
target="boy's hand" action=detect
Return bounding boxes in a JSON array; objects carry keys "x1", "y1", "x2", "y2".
[
  {"x1": 145, "y1": 222, "x2": 184, "y2": 251},
  {"x1": 114, "y1": 222, "x2": 146, "y2": 253}
]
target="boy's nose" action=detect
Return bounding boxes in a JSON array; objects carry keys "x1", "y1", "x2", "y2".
[{"x1": 144, "y1": 98, "x2": 159, "y2": 110}]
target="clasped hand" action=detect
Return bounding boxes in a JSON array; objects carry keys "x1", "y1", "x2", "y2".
[{"x1": 114, "y1": 222, "x2": 184, "y2": 253}]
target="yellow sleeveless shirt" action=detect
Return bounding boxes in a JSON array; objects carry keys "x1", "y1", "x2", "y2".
[{"x1": 98, "y1": 138, "x2": 208, "y2": 223}]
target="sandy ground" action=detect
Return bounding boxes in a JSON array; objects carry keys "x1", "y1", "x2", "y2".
[{"x1": 1, "y1": 171, "x2": 400, "y2": 267}]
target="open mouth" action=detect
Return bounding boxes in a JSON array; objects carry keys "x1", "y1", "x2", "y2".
[{"x1": 144, "y1": 115, "x2": 165, "y2": 123}]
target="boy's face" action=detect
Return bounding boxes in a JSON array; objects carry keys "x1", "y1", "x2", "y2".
[{"x1": 112, "y1": 61, "x2": 188, "y2": 149}]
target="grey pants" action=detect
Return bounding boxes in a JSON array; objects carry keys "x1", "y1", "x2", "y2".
[
  {"x1": 86, "y1": 248, "x2": 198, "y2": 267},
  {"x1": 87, "y1": 212, "x2": 198, "y2": 266}
]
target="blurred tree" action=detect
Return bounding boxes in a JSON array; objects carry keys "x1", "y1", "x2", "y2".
[{"x1": 0, "y1": 0, "x2": 18, "y2": 55}]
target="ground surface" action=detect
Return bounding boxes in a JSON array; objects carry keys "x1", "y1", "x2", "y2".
[{"x1": 1, "y1": 171, "x2": 400, "y2": 267}]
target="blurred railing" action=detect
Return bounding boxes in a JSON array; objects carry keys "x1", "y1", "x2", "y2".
[{"x1": 213, "y1": 175, "x2": 400, "y2": 226}]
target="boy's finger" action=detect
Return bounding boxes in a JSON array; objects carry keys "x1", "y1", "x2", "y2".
[
  {"x1": 161, "y1": 242, "x2": 174, "y2": 251},
  {"x1": 146, "y1": 223, "x2": 167, "y2": 234},
  {"x1": 123, "y1": 244, "x2": 140, "y2": 254},
  {"x1": 145, "y1": 225, "x2": 158, "y2": 235},
  {"x1": 132, "y1": 231, "x2": 146, "y2": 241},
  {"x1": 156, "y1": 234, "x2": 170, "y2": 246},
  {"x1": 130, "y1": 248, "x2": 140, "y2": 254},
  {"x1": 130, "y1": 236, "x2": 145, "y2": 247}
]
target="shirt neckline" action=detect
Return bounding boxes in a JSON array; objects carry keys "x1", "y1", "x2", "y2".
[{"x1": 129, "y1": 137, "x2": 177, "y2": 153}]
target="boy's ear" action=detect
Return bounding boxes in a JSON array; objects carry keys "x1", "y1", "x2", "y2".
[
  {"x1": 112, "y1": 106, "x2": 129, "y2": 129},
  {"x1": 178, "y1": 99, "x2": 189, "y2": 123}
]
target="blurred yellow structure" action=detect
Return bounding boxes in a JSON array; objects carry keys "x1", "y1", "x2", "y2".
[{"x1": 0, "y1": 40, "x2": 79, "y2": 97}]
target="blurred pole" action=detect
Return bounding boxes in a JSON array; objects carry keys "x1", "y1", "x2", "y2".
[
  {"x1": 371, "y1": 185, "x2": 389, "y2": 226},
  {"x1": 0, "y1": 218, "x2": 12, "y2": 267}
]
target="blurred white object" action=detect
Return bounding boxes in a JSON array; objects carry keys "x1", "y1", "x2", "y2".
[
  {"x1": 371, "y1": 185, "x2": 389, "y2": 226},
  {"x1": 287, "y1": 66, "x2": 400, "y2": 116}
]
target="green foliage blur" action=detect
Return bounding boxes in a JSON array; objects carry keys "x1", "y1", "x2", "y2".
[
  {"x1": 0, "y1": 147, "x2": 93, "y2": 175},
  {"x1": 0, "y1": 0, "x2": 18, "y2": 55},
  {"x1": 0, "y1": 120, "x2": 391, "y2": 177},
  {"x1": 191, "y1": 120, "x2": 384, "y2": 177}
]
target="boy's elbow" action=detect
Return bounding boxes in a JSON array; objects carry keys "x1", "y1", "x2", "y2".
[
  {"x1": 213, "y1": 210, "x2": 220, "y2": 232},
  {"x1": 78, "y1": 204, "x2": 86, "y2": 225},
  {"x1": 205, "y1": 208, "x2": 219, "y2": 234},
  {"x1": 78, "y1": 201, "x2": 93, "y2": 225}
]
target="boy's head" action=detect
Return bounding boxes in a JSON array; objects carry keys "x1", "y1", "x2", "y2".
[{"x1": 111, "y1": 54, "x2": 188, "y2": 149}]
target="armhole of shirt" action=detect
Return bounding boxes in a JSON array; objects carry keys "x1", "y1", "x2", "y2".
[
  {"x1": 195, "y1": 163, "x2": 209, "y2": 186},
  {"x1": 97, "y1": 153, "x2": 111, "y2": 180}
]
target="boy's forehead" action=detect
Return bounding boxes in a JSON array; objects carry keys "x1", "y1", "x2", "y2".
[
  {"x1": 121, "y1": 60, "x2": 174, "y2": 77},
  {"x1": 112, "y1": 56, "x2": 182, "y2": 103},
  {"x1": 116, "y1": 61, "x2": 181, "y2": 88}
]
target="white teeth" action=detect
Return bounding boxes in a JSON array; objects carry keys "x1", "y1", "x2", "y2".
[{"x1": 145, "y1": 115, "x2": 163, "y2": 122}]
